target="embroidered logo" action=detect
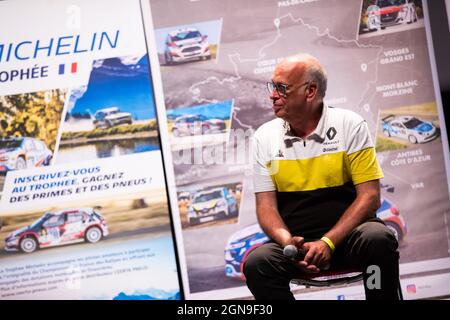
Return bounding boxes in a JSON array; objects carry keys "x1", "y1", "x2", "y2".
[
  {"x1": 326, "y1": 127, "x2": 337, "y2": 140},
  {"x1": 276, "y1": 150, "x2": 284, "y2": 158}
]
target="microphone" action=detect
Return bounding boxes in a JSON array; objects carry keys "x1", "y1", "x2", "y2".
[{"x1": 283, "y1": 244, "x2": 303, "y2": 260}]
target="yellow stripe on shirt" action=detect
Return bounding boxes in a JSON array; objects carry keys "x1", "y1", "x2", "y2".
[
  {"x1": 267, "y1": 151, "x2": 352, "y2": 192},
  {"x1": 267, "y1": 147, "x2": 384, "y2": 192},
  {"x1": 347, "y1": 147, "x2": 384, "y2": 185}
]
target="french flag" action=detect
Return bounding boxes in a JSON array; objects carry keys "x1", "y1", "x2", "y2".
[{"x1": 58, "y1": 62, "x2": 78, "y2": 75}]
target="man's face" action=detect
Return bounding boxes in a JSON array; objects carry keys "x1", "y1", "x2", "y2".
[{"x1": 269, "y1": 62, "x2": 309, "y2": 122}]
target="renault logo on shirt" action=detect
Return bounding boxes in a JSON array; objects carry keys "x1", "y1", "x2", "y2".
[{"x1": 326, "y1": 127, "x2": 337, "y2": 140}]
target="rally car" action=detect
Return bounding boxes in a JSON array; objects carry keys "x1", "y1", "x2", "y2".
[
  {"x1": 382, "y1": 115, "x2": 439, "y2": 144},
  {"x1": 188, "y1": 187, "x2": 238, "y2": 226},
  {"x1": 4, "y1": 208, "x2": 109, "y2": 253},
  {"x1": 172, "y1": 114, "x2": 226, "y2": 137},
  {"x1": 93, "y1": 107, "x2": 132, "y2": 129},
  {"x1": 164, "y1": 27, "x2": 211, "y2": 65},
  {"x1": 224, "y1": 198, "x2": 406, "y2": 279},
  {"x1": 0, "y1": 137, "x2": 52, "y2": 172},
  {"x1": 373, "y1": 0, "x2": 418, "y2": 28}
]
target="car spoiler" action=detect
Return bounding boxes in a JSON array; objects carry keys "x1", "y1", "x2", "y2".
[{"x1": 381, "y1": 114, "x2": 395, "y2": 123}]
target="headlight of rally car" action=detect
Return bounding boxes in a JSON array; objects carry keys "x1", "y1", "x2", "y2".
[
  {"x1": 224, "y1": 250, "x2": 234, "y2": 261},
  {"x1": 225, "y1": 241, "x2": 245, "y2": 251},
  {"x1": 6, "y1": 236, "x2": 19, "y2": 245},
  {"x1": 188, "y1": 208, "x2": 197, "y2": 217},
  {"x1": 216, "y1": 200, "x2": 227, "y2": 212}
]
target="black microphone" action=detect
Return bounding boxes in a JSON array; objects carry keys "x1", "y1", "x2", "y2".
[{"x1": 283, "y1": 244, "x2": 303, "y2": 260}]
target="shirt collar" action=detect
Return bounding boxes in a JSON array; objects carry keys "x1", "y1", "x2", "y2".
[{"x1": 284, "y1": 102, "x2": 329, "y2": 143}]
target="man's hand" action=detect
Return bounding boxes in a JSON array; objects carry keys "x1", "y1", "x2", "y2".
[
  {"x1": 298, "y1": 240, "x2": 332, "y2": 271},
  {"x1": 287, "y1": 236, "x2": 305, "y2": 249},
  {"x1": 284, "y1": 236, "x2": 319, "y2": 273}
]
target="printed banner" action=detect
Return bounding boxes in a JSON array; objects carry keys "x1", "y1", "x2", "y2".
[
  {"x1": 147, "y1": 0, "x2": 450, "y2": 299},
  {"x1": 0, "y1": 0, "x2": 181, "y2": 300}
]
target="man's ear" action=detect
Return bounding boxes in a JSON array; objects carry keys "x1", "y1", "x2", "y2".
[{"x1": 306, "y1": 83, "x2": 317, "y2": 101}]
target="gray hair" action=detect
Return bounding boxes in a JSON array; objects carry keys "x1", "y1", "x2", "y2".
[{"x1": 304, "y1": 59, "x2": 327, "y2": 100}]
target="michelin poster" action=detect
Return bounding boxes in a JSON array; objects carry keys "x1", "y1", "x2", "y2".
[
  {"x1": 147, "y1": 0, "x2": 450, "y2": 300},
  {"x1": 0, "y1": 0, "x2": 181, "y2": 299}
]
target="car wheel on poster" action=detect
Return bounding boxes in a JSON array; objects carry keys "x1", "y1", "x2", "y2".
[
  {"x1": 16, "y1": 157, "x2": 27, "y2": 170},
  {"x1": 165, "y1": 52, "x2": 173, "y2": 65},
  {"x1": 408, "y1": 135, "x2": 418, "y2": 144},
  {"x1": 44, "y1": 156, "x2": 53, "y2": 166},
  {"x1": 85, "y1": 227, "x2": 102, "y2": 243},
  {"x1": 20, "y1": 236, "x2": 38, "y2": 253},
  {"x1": 188, "y1": 217, "x2": 199, "y2": 226}
]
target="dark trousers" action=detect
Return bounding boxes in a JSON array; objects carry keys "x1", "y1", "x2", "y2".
[{"x1": 243, "y1": 220, "x2": 400, "y2": 300}]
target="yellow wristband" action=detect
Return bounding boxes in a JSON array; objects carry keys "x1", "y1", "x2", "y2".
[{"x1": 320, "y1": 236, "x2": 335, "y2": 252}]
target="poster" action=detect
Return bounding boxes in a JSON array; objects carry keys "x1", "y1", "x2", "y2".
[
  {"x1": 146, "y1": 0, "x2": 450, "y2": 299},
  {"x1": 0, "y1": 0, "x2": 181, "y2": 299}
]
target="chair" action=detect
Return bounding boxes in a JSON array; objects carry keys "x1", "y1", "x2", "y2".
[{"x1": 291, "y1": 268, "x2": 404, "y2": 299}]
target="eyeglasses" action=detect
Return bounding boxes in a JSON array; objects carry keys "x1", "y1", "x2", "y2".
[{"x1": 267, "y1": 81, "x2": 310, "y2": 98}]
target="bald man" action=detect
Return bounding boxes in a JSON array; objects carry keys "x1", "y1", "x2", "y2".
[{"x1": 244, "y1": 54, "x2": 400, "y2": 300}]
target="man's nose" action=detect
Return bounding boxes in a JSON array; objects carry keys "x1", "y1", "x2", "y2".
[{"x1": 270, "y1": 89, "x2": 280, "y2": 101}]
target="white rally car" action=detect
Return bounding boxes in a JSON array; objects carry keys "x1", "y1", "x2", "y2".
[
  {"x1": 172, "y1": 114, "x2": 226, "y2": 137},
  {"x1": 5, "y1": 208, "x2": 109, "y2": 253},
  {"x1": 93, "y1": 107, "x2": 132, "y2": 129},
  {"x1": 382, "y1": 115, "x2": 439, "y2": 144},
  {"x1": 0, "y1": 137, "x2": 52, "y2": 172},
  {"x1": 375, "y1": 0, "x2": 418, "y2": 28},
  {"x1": 164, "y1": 28, "x2": 211, "y2": 65}
]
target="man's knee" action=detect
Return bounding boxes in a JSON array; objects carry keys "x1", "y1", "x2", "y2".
[
  {"x1": 243, "y1": 243, "x2": 295, "y2": 300},
  {"x1": 356, "y1": 221, "x2": 399, "y2": 257},
  {"x1": 243, "y1": 245, "x2": 269, "y2": 278},
  {"x1": 243, "y1": 243, "x2": 283, "y2": 279}
]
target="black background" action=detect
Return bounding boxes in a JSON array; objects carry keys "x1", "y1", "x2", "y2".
[{"x1": 427, "y1": 0, "x2": 450, "y2": 133}]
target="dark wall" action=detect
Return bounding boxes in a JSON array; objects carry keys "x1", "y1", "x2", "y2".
[{"x1": 427, "y1": 0, "x2": 450, "y2": 131}]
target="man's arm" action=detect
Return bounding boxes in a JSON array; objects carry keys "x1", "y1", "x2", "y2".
[
  {"x1": 256, "y1": 191, "x2": 320, "y2": 273},
  {"x1": 301, "y1": 179, "x2": 381, "y2": 268},
  {"x1": 324, "y1": 179, "x2": 381, "y2": 247},
  {"x1": 255, "y1": 191, "x2": 293, "y2": 248}
]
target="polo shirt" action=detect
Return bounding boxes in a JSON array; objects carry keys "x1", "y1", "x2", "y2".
[{"x1": 252, "y1": 103, "x2": 384, "y2": 240}]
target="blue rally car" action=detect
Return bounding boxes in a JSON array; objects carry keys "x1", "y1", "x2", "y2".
[
  {"x1": 381, "y1": 115, "x2": 439, "y2": 144},
  {"x1": 224, "y1": 198, "x2": 407, "y2": 279},
  {"x1": 0, "y1": 137, "x2": 52, "y2": 172}
]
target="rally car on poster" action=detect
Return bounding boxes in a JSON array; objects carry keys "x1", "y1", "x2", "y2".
[
  {"x1": 372, "y1": 0, "x2": 418, "y2": 29},
  {"x1": 382, "y1": 114, "x2": 439, "y2": 144},
  {"x1": 93, "y1": 107, "x2": 132, "y2": 129},
  {"x1": 172, "y1": 114, "x2": 226, "y2": 137},
  {"x1": 224, "y1": 198, "x2": 406, "y2": 279},
  {"x1": 164, "y1": 27, "x2": 211, "y2": 65},
  {"x1": 188, "y1": 187, "x2": 238, "y2": 226},
  {"x1": 0, "y1": 137, "x2": 52, "y2": 172},
  {"x1": 4, "y1": 208, "x2": 109, "y2": 253}
]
